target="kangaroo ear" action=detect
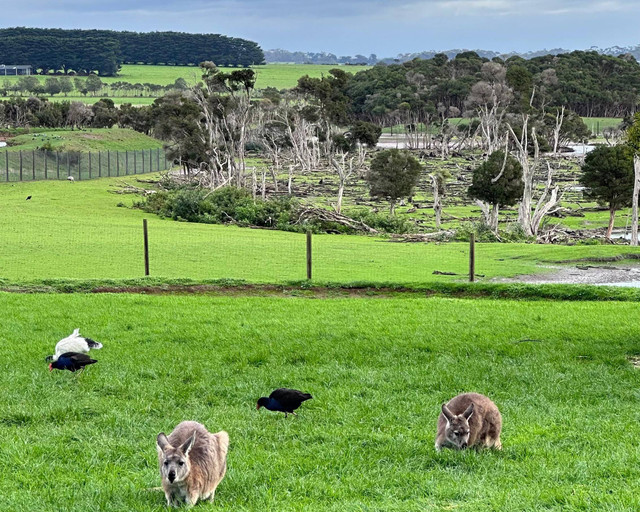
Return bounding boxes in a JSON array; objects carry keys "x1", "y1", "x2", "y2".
[
  {"x1": 462, "y1": 403, "x2": 475, "y2": 420},
  {"x1": 157, "y1": 433, "x2": 170, "y2": 453},
  {"x1": 441, "y1": 403, "x2": 454, "y2": 422},
  {"x1": 180, "y1": 432, "x2": 197, "y2": 456}
]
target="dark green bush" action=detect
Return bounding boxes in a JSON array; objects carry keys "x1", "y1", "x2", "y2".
[{"x1": 137, "y1": 186, "x2": 416, "y2": 235}]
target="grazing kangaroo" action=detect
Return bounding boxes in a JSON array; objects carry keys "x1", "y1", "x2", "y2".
[
  {"x1": 156, "y1": 421, "x2": 229, "y2": 507},
  {"x1": 435, "y1": 393, "x2": 502, "y2": 451}
]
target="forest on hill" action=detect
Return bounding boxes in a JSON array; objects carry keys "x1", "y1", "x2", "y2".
[
  {"x1": 347, "y1": 50, "x2": 640, "y2": 119},
  {"x1": 0, "y1": 27, "x2": 265, "y2": 76}
]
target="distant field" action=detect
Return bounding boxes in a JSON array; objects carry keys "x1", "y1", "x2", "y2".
[{"x1": 1, "y1": 63, "x2": 371, "y2": 91}]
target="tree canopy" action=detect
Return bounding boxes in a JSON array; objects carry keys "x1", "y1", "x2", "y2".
[
  {"x1": 0, "y1": 27, "x2": 264, "y2": 76},
  {"x1": 468, "y1": 150, "x2": 524, "y2": 207},
  {"x1": 580, "y1": 145, "x2": 635, "y2": 237},
  {"x1": 366, "y1": 149, "x2": 422, "y2": 214}
]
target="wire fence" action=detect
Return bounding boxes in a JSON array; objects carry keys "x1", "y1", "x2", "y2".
[
  {"x1": 2, "y1": 212, "x2": 640, "y2": 285},
  {"x1": 1, "y1": 148, "x2": 170, "y2": 182}
]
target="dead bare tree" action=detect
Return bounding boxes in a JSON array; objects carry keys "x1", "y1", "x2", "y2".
[
  {"x1": 330, "y1": 152, "x2": 357, "y2": 214},
  {"x1": 465, "y1": 63, "x2": 513, "y2": 154},
  {"x1": 507, "y1": 110, "x2": 563, "y2": 237},
  {"x1": 632, "y1": 155, "x2": 640, "y2": 246},
  {"x1": 429, "y1": 168, "x2": 450, "y2": 229},
  {"x1": 551, "y1": 106, "x2": 565, "y2": 155},
  {"x1": 189, "y1": 62, "x2": 256, "y2": 189}
]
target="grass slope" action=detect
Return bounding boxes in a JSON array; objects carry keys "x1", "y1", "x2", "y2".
[
  {"x1": 0, "y1": 294, "x2": 639, "y2": 511},
  {"x1": 4, "y1": 128, "x2": 164, "y2": 152},
  {"x1": 1, "y1": 176, "x2": 639, "y2": 283}
]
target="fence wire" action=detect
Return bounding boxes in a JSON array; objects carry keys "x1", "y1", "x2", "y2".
[{"x1": 1, "y1": 148, "x2": 170, "y2": 182}]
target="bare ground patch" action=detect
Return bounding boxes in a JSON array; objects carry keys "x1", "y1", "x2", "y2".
[{"x1": 497, "y1": 263, "x2": 640, "y2": 286}]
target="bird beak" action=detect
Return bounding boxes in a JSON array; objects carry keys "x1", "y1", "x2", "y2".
[
  {"x1": 48, "y1": 364, "x2": 53, "y2": 372},
  {"x1": 256, "y1": 404, "x2": 261, "y2": 410}
]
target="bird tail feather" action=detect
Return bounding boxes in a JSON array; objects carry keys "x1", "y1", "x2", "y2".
[{"x1": 85, "y1": 338, "x2": 103, "y2": 349}]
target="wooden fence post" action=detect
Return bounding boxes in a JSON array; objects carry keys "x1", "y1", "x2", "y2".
[
  {"x1": 469, "y1": 232, "x2": 475, "y2": 283},
  {"x1": 88, "y1": 152, "x2": 92, "y2": 179},
  {"x1": 306, "y1": 230, "x2": 312, "y2": 280},
  {"x1": 116, "y1": 151, "x2": 120, "y2": 176},
  {"x1": 98, "y1": 151, "x2": 102, "y2": 177},
  {"x1": 5, "y1": 150, "x2": 9, "y2": 182},
  {"x1": 56, "y1": 151, "x2": 60, "y2": 179},
  {"x1": 141, "y1": 149, "x2": 145, "y2": 174},
  {"x1": 44, "y1": 150, "x2": 47, "y2": 179},
  {"x1": 143, "y1": 219, "x2": 150, "y2": 276},
  {"x1": 125, "y1": 150, "x2": 129, "y2": 175}
]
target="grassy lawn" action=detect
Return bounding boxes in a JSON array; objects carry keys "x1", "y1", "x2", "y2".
[
  {"x1": 3, "y1": 128, "x2": 164, "y2": 152},
  {"x1": 1, "y1": 176, "x2": 639, "y2": 284},
  {"x1": 0, "y1": 293, "x2": 639, "y2": 511}
]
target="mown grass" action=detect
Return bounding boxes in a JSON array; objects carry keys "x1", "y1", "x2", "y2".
[
  {"x1": 1, "y1": 175, "x2": 639, "y2": 283},
  {"x1": 4, "y1": 128, "x2": 164, "y2": 152},
  {"x1": 0, "y1": 293, "x2": 639, "y2": 511}
]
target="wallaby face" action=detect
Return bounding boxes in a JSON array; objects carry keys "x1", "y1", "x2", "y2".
[
  {"x1": 157, "y1": 432, "x2": 195, "y2": 484},
  {"x1": 441, "y1": 403, "x2": 474, "y2": 449},
  {"x1": 435, "y1": 393, "x2": 502, "y2": 451}
]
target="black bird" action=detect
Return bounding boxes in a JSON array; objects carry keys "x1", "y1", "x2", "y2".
[
  {"x1": 48, "y1": 352, "x2": 97, "y2": 373},
  {"x1": 257, "y1": 388, "x2": 313, "y2": 417},
  {"x1": 26, "y1": 196, "x2": 31, "y2": 200}
]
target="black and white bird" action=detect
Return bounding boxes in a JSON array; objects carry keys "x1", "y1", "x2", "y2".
[
  {"x1": 45, "y1": 328, "x2": 103, "y2": 363},
  {"x1": 49, "y1": 352, "x2": 97, "y2": 373},
  {"x1": 257, "y1": 388, "x2": 313, "y2": 417}
]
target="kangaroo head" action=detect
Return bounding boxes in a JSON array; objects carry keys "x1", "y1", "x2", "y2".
[
  {"x1": 157, "y1": 432, "x2": 196, "y2": 484},
  {"x1": 441, "y1": 403, "x2": 474, "y2": 449}
]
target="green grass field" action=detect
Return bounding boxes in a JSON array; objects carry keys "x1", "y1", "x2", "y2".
[
  {"x1": 1, "y1": 63, "x2": 371, "y2": 92},
  {"x1": 1, "y1": 293, "x2": 639, "y2": 511},
  {"x1": 1, "y1": 176, "x2": 639, "y2": 284},
  {"x1": 4, "y1": 128, "x2": 164, "y2": 152}
]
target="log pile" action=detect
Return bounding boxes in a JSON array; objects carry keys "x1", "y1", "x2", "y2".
[{"x1": 293, "y1": 207, "x2": 379, "y2": 234}]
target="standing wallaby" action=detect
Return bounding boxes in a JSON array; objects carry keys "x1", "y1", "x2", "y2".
[
  {"x1": 435, "y1": 392, "x2": 502, "y2": 451},
  {"x1": 156, "y1": 421, "x2": 229, "y2": 507}
]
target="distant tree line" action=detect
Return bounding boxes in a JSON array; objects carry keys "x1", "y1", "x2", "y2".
[
  {"x1": 0, "y1": 28, "x2": 265, "y2": 76},
  {"x1": 344, "y1": 50, "x2": 640, "y2": 120},
  {"x1": 1, "y1": 75, "x2": 189, "y2": 98},
  {"x1": 266, "y1": 45, "x2": 640, "y2": 65}
]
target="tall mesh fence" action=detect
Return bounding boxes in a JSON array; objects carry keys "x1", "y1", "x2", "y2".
[{"x1": 1, "y1": 148, "x2": 170, "y2": 182}]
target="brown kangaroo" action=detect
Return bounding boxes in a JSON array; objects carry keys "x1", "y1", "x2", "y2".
[
  {"x1": 157, "y1": 421, "x2": 229, "y2": 507},
  {"x1": 435, "y1": 392, "x2": 502, "y2": 451}
]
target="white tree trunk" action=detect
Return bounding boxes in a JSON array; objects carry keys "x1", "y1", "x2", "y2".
[
  {"x1": 632, "y1": 155, "x2": 640, "y2": 246},
  {"x1": 552, "y1": 106, "x2": 565, "y2": 155}
]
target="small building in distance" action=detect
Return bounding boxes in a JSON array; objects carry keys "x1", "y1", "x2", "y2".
[{"x1": 0, "y1": 65, "x2": 32, "y2": 76}]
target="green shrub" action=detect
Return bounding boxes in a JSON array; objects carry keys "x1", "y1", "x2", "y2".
[{"x1": 137, "y1": 186, "x2": 417, "y2": 235}]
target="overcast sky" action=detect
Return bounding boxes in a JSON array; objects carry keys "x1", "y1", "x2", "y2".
[{"x1": 2, "y1": 0, "x2": 638, "y2": 56}]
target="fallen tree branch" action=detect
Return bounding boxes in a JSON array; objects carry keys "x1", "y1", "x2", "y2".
[{"x1": 293, "y1": 207, "x2": 378, "y2": 234}]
